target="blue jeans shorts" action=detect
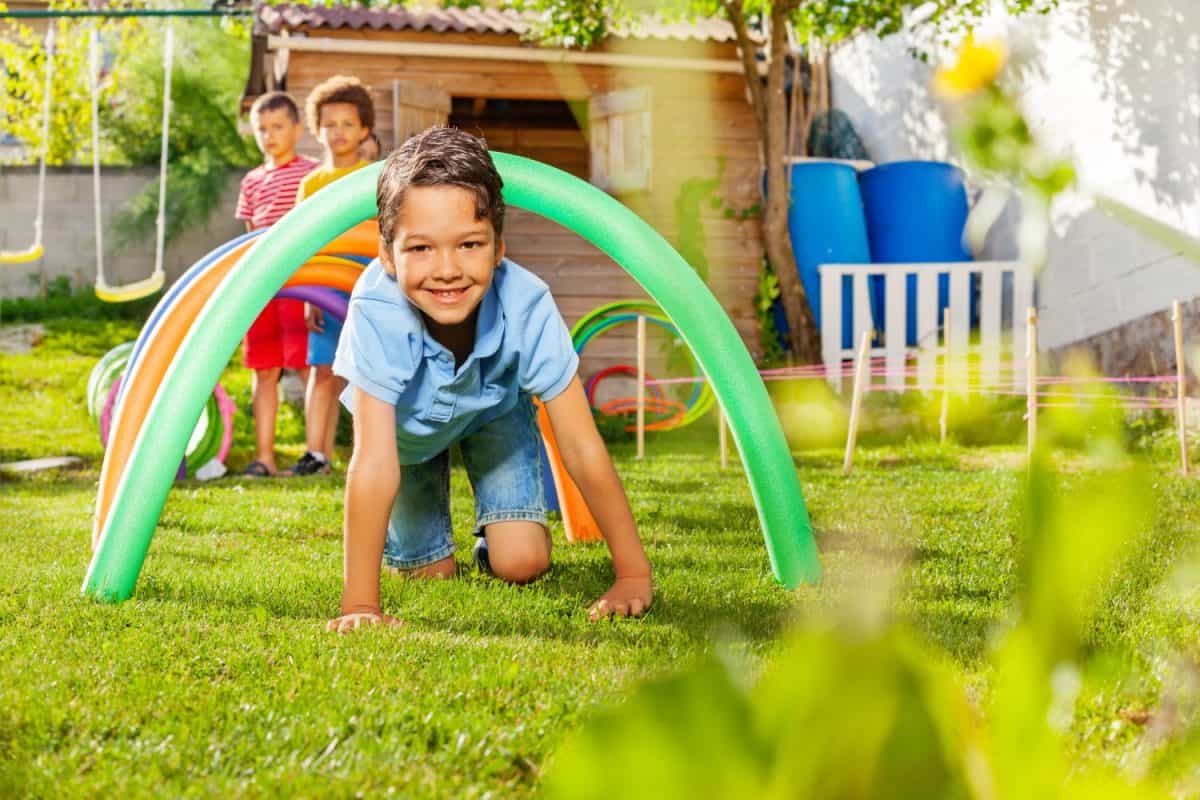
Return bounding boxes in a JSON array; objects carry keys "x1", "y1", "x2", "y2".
[{"x1": 384, "y1": 393, "x2": 549, "y2": 570}]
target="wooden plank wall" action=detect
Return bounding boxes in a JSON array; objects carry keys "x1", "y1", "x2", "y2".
[{"x1": 282, "y1": 31, "x2": 764, "y2": 402}]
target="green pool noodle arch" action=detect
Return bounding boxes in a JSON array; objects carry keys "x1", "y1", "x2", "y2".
[{"x1": 84, "y1": 153, "x2": 820, "y2": 601}]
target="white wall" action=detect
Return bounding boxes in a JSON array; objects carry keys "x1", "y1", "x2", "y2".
[
  {"x1": 0, "y1": 167, "x2": 243, "y2": 298},
  {"x1": 831, "y1": 0, "x2": 1200, "y2": 350}
]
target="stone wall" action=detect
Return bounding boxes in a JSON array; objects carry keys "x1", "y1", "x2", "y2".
[{"x1": 0, "y1": 166, "x2": 244, "y2": 297}]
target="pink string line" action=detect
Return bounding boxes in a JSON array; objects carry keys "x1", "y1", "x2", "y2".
[
  {"x1": 647, "y1": 371, "x2": 1185, "y2": 388},
  {"x1": 1035, "y1": 400, "x2": 1176, "y2": 410},
  {"x1": 1036, "y1": 374, "x2": 1180, "y2": 385}
]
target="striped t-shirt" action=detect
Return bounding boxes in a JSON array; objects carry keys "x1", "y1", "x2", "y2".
[{"x1": 235, "y1": 155, "x2": 319, "y2": 230}]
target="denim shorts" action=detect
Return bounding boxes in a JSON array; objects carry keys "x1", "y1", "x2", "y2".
[{"x1": 383, "y1": 392, "x2": 549, "y2": 570}]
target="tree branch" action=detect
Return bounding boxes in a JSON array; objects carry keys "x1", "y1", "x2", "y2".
[{"x1": 721, "y1": 0, "x2": 765, "y2": 132}]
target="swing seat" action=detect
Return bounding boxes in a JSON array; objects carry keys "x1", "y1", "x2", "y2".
[
  {"x1": 95, "y1": 272, "x2": 165, "y2": 303},
  {"x1": 0, "y1": 244, "x2": 45, "y2": 265}
]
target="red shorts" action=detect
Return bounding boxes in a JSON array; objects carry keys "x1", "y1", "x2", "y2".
[{"x1": 243, "y1": 298, "x2": 309, "y2": 370}]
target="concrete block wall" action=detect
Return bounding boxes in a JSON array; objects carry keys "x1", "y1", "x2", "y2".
[
  {"x1": 0, "y1": 166, "x2": 243, "y2": 298},
  {"x1": 830, "y1": 0, "x2": 1200, "y2": 362}
]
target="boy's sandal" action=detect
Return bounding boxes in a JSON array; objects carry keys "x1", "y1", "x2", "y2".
[{"x1": 242, "y1": 460, "x2": 274, "y2": 478}]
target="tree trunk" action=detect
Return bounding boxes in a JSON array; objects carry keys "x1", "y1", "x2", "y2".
[
  {"x1": 763, "y1": 3, "x2": 821, "y2": 362},
  {"x1": 724, "y1": 0, "x2": 822, "y2": 363}
]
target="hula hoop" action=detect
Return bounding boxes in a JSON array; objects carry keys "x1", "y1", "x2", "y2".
[
  {"x1": 574, "y1": 313, "x2": 704, "y2": 411},
  {"x1": 598, "y1": 397, "x2": 688, "y2": 431},
  {"x1": 570, "y1": 299, "x2": 660, "y2": 338},
  {"x1": 100, "y1": 376, "x2": 233, "y2": 476},
  {"x1": 585, "y1": 365, "x2": 665, "y2": 408},
  {"x1": 576, "y1": 315, "x2": 715, "y2": 427},
  {"x1": 88, "y1": 341, "x2": 135, "y2": 422}
]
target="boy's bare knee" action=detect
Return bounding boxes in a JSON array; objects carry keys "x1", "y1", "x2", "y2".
[
  {"x1": 489, "y1": 547, "x2": 550, "y2": 584},
  {"x1": 485, "y1": 524, "x2": 551, "y2": 584}
]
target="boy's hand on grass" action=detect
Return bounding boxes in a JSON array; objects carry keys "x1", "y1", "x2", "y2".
[
  {"x1": 588, "y1": 575, "x2": 653, "y2": 621},
  {"x1": 305, "y1": 303, "x2": 325, "y2": 333},
  {"x1": 326, "y1": 611, "x2": 403, "y2": 634}
]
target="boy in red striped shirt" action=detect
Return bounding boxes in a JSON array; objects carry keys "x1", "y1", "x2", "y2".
[{"x1": 235, "y1": 92, "x2": 319, "y2": 477}]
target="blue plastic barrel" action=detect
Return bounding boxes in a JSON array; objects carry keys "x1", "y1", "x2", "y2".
[
  {"x1": 859, "y1": 161, "x2": 972, "y2": 345},
  {"x1": 774, "y1": 160, "x2": 872, "y2": 350}
]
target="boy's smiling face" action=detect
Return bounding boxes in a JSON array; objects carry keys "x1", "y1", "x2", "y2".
[{"x1": 382, "y1": 185, "x2": 505, "y2": 334}]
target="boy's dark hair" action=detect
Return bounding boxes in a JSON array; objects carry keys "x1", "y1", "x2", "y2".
[
  {"x1": 377, "y1": 127, "x2": 505, "y2": 249},
  {"x1": 249, "y1": 91, "x2": 301, "y2": 124},
  {"x1": 306, "y1": 75, "x2": 375, "y2": 138}
]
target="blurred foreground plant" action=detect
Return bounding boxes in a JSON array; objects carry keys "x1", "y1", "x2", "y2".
[
  {"x1": 544, "y1": 393, "x2": 1192, "y2": 798},
  {"x1": 936, "y1": 32, "x2": 1200, "y2": 268}
]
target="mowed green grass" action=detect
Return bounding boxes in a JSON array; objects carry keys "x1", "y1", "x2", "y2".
[{"x1": 1, "y1": 320, "x2": 1198, "y2": 796}]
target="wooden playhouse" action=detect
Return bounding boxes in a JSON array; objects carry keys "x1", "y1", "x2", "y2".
[{"x1": 244, "y1": 4, "x2": 767, "y2": 381}]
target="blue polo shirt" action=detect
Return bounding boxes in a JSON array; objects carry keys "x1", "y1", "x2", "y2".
[{"x1": 332, "y1": 257, "x2": 579, "y2": 465}]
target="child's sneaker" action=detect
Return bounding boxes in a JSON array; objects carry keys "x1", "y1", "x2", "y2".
[
  {"x1": 472, "y1": 538, "x2": 492, "y2": 574},
  {"x1": 283, "y1": 451, "x2": 331, "y2": 477}
]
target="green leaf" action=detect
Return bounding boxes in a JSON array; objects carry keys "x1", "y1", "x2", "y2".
[{"x1": 542, "y1": 657, "x2": 769, "y2": 799}]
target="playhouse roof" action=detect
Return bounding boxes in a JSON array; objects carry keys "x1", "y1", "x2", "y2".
[{"x1": 255, "y1": 4, "x2": 741, "y2": 44}]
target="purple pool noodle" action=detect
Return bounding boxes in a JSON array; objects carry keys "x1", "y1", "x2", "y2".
[{"x1": 276, "y1": 286, "x2": 348, "y2": 322}]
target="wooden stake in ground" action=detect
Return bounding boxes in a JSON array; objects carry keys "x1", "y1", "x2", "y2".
[
  {"x1": 636, "y1": 314, "x2": 646, "y2": 460},
  {"x1": 1172, "y1": 299, "x2": 1190, "y2": 476},
  {"x1": 939, "y1": 307, "x2": 951, "y2": 445},
  {"x1": 1026, "y1": 307, "x2": 1038, "y2": 461},
  {"x1": 843, "y1": 330, "x2": 872, "y2": 476},
  {"x1": 718, "y1": 404, "x2": 729, "y2": 469}
]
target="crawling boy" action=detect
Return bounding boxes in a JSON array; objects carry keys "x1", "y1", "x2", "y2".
[{"x1": 328, "y1": 127, "x2": 653, "y2": 631}]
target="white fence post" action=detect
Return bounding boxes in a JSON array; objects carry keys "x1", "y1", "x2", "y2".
[
  {"x1": 820, "y1": 264, "x2": 842, "y2": 387},
  {"x1": 884, "y1": 270, "x2": 906, "y2": 391}
]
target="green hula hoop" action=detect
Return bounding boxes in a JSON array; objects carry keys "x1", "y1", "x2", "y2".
[
  {"x1": 570, "y1": 299, "x2": 660, "y2": 339},
  {"x1": 183, "y1": 392, "x2": 222, "y2": 474},
  {"x1": 574, "y1": 313, "x2": 714, "y2": 427},
  {"x1": 87, "y1": 342, "x2": 136, "y2": 422},
  {"x1": 84, "y1": 154, "x2": 819, "y2": 601}
]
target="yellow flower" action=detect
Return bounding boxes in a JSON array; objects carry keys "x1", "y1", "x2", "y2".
[{"x1": 934, "y1": 34, "x2": 1007, "y2": 99}]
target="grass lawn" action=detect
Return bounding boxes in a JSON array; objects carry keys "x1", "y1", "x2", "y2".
[{"x1": 1, "y1": 317, "x2": 1198, "y2": 796}]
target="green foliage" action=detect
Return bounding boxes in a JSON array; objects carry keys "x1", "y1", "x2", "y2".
[
  {"x1": 592, "y1": 407, "x2": 634, "y2": 443},
  {"x1": 2, "y1": 316, "x2": 1199, "y2": 794},
  {"x1": 516, "y1": 0, "x2": 1064, "y2": 53},
  {"x1": 753, "y1": 258, "x2": 786, "y2": 367},
  {"x1": 0, "y1": 11, "x2": 256, "y2": 243},
  {"x1": 0, "y1": 278, "x2": 157, "y2": 323},
  {"x1": 545, "y1": 394, "x2": 1185, "y2": 798},
  {"x1": 546, "y1": 626, "x2": 979, "y2": 799},
  {"x1": 951, "y1": 84, "x2": 1075, "y2": 203},
  {"x1": 514, "y1": 0, "x2": 625, "y2": 48},
  {"x1": 0, "y1": 13, "x2": 113, "y2": 165},
  {"x1": 104, "y1": 19, "x2": 259, "y2": 246},
  {"x1": 672, "y1": 172, "x2": 721, "y2": 283}
]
